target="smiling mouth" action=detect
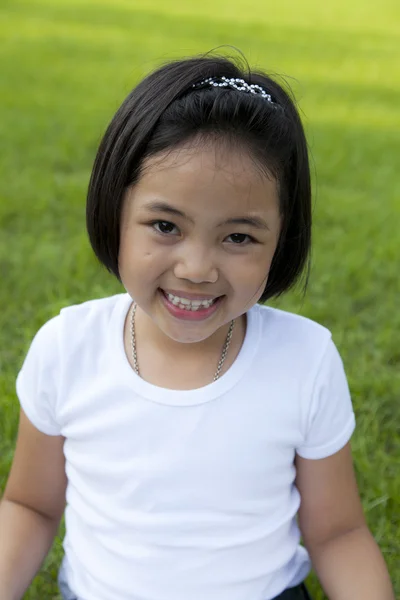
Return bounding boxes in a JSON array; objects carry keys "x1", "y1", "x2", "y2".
[{"x1": 161, "y1": 289, "x2": 221, "y2": 311}]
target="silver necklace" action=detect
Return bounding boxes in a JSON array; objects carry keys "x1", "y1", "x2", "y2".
[{"x1": 130, "y1": 302, "x2": 235, "y2": 382}]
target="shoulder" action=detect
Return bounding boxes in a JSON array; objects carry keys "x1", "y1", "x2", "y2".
[
  {"x1": 59, "y1": 292, "x2": 129, "y2": 323},
  {"x1": 255, "y1": 303, "x2": 331, "y2": 350},
  {"x1": 250, "y1": 303, "x2": 334, "y2": 385},
  {"x1": 25, "y1": 293, "x2": 130, "y2": 361},
  {"x1": 58, "y1": 292, "x2": 130, "y2": 350},
  {"x1": 17, "y1": 294, "x2": 131, "y2": 434}
]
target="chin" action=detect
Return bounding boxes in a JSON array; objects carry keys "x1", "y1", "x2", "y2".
[{"x1": 165, "y1": 328, "x2": 210, "y2": 344}]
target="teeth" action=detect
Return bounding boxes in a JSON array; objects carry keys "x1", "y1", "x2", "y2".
[{"x1": 165, "y1": 292, "x2": 216, "y2": 311}]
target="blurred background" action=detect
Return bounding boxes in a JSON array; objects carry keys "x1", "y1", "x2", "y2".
[{"x1": 0, "y1": 0, "x2": 399, "y2": 598}]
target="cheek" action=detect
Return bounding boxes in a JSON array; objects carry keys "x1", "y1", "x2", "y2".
[
  {"x1": 233, "y1": 246, "x2": 274, "y2": 279},
  {"x1": 119, "y1": 233, "x2": 169, "y2": 280},
  {"x1": 228, "y1": 249, "x2": 274, "y2": 302},
  {"x1": 234, "y1": 265, "x2": 270, "y2": 295}
]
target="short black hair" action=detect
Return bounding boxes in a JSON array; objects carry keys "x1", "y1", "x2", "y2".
[{"x1": 86, "y1": 54, "x2": 311, "y2": 302}]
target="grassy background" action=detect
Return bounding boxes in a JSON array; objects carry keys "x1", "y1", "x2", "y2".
[{"x1": 0, "y1": 0, "x2": 399, "y2": 597}]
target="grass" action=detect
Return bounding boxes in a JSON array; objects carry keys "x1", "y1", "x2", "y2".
[{"x1": 0, "y1": 0, "x2": 399, "y2": 598}]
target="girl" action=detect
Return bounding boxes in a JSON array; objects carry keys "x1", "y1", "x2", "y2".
[{"x1": 0, "y1": 55, "x2": 394, "y2": 600}]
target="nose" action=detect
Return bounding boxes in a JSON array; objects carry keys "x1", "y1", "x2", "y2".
[{"x1": 173, "y1": 243, "x2": 218, "y2": 284}]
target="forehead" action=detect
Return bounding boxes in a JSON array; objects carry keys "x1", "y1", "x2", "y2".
[{"x1": 132, "y1": 141, "x2": 278, "y2": 213}]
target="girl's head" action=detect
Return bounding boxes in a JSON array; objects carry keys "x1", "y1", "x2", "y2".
[{"x1": 87, "y1": 55, "x2": 311, "y2": 342}]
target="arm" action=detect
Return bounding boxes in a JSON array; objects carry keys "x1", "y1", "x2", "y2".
[
  {"x1": 0, "y1": 410, "x2": 67, "y2": 600},
  {"x1": 295, "y1": 443, "x2": 395, "y2": 600}
]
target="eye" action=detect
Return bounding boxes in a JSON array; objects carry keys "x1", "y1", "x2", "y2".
[
  {"x1": 152, "y1": 220, "x2": 179, "y2": 235},
  {"x1": 225, "y1": 233, "x2": 255, "y2": 245}
]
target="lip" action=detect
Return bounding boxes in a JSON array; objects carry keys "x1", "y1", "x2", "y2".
[
  {"x1": 161, "y1": 288, "x2": 220, "y2": 301},
  {"x1": 159, "y1": 289, "x2": 223, "y2": 321}
]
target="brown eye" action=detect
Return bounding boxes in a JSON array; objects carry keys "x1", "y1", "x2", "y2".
[
  {"x1": 227, "y1": 233, "x2": 253, "y2": 244},
  {"x1": 153, "y1": 221, "x2": 178, "y2": 235}
]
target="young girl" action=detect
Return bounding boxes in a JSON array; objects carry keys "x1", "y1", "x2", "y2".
[{"x1": 0, "y1": 56, "x2": 394, "y2": 600}]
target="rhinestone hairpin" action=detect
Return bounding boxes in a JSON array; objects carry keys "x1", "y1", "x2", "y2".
[{"x1": 192, "y1": 76, "x2": 277, "y2": 105}]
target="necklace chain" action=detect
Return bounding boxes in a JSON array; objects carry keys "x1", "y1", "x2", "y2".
[{"x1": 130, "y1": 302, "x2": 235, "y2": 382}]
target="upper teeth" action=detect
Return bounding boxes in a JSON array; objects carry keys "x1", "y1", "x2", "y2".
[{"x1": 166, "y1": 292, "x2": 216, "y2": 309}]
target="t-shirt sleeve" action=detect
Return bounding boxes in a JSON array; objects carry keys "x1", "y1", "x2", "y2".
[
  {"x1": 16, "y1": 316, "x2": 61, "y2": 436},
  {"x1": 296, "y1": 337, "x2": 356, "y2": 460}
]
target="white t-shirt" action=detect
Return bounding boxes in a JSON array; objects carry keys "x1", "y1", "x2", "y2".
[{"x1": 16, "y1": 293, "x2": 355, "y2": 600}]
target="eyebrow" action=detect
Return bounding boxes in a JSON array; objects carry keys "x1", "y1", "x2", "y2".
[{"x1": 142, "y1": 200, "x2": 270, "y2": 230}]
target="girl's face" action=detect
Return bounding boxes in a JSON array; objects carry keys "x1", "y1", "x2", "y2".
[{"x1": 119, "y1": 141, "x2": 281, "y2": 345}]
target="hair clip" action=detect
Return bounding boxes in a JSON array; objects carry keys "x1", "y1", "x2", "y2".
[{"x1": 192, "y1": 76, "x2": 277, "y2": 105}]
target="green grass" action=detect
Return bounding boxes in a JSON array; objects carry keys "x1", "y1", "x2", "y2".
[{"x1": 0, "y1": 0, "x2": 399, "y2": 598}]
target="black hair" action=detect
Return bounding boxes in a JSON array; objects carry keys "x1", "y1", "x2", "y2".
[{"x1": 86, "y1": 54, "x2": 311, "y2": 302}]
